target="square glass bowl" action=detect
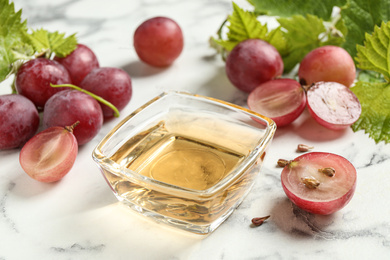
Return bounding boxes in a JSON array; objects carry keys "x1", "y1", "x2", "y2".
[{"x1": 92, "y1": 91, "x2": 276, "y2": 234}]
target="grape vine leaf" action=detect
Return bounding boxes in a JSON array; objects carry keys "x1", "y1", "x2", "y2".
[
  {"x1": 248, "y1": 0, "x2": 347, "y2": 20},
  {"x1": 0, "y1": 0, "x2": 28, "y2": 81},
  {"x1": 211, "y1": 2, "x2": 288, "y2": 57},
  {"x1": 26, "y1": 29, "x2": 77, "y2": 58},
  {"x1": 341, "y1": 0, "x2": 390, "y2": 59},
  {"x1": 351, "y1": 81, "x2": 390, "y2": 143},
  {"x1": 277, "y1": 14, "x2": 345, "y2": 72},
  {"x1": 352, "y1": 21, "x2": 390, "y2": 143}
]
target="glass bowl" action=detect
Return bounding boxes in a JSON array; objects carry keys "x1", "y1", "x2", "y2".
[{"x1": 92, "y1": 91, "x2": 276, "y2": 234}]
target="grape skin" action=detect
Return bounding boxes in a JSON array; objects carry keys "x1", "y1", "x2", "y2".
[
  {"x1": 43, "y1": 90, "x2": 103, "y2": 145},
  {"x1": 298, "y1": 46, "x2": 356, "y2": 87},
  {"x1": 15, "y1": 58, "x2": 72, "y2": 108},
  {"x1": 0, "y1": 94, "x2": 40, "y2": 150},
  {"x1": 80, "y1": 67, "x2": 132, "y2": 119},
  {"x1": 19, "y1": 125, "x2": 78, "y2": 182},
  {"x1": 247, "y1": 79, "x2": 306, "y2": 127},
  {"x1": 54, "y1": 44, "x2": 100, "y2": 86},
  {"x1": 134, "y1": 17, "x2": 184, "y2": 67},
  {"x1": 225, "y1": 39, "x2": 284, "y2": 93}
]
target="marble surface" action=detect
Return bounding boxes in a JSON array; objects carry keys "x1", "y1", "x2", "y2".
[{"x1": 1, "y1": 0, "x2": 390, "y2": 259}]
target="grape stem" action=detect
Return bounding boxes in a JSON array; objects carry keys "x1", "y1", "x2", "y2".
[
  {"x1": 50, "y1": 83, "x2": 120, "y2": 117},
  {"x1": 65, "y1": 121, "x2": 80, "y2": 133},
  {"x1": 251, "y1": 215, "x2": 270, "y2": 226}
]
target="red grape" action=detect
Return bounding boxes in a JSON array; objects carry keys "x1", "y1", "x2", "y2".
[
  {"x1": 80, "y1": 67, "x2": 132, "y2": 119},
  {"x1": 15, "y1": 58, "x2": 72, "y2": 108},
  {"x1": 281, "y1": 152, "x2": 357, "y2": 215},
  {"x1": 225, "y1": 39, "x2": 284, "y2": 93},
  {"x1": 247, "y1": 79, "x2": 306, "y2": 127},
  {"x1": 0, "y1": 94, "x2": 40, "y2": 149},
  {"x1": 19, "y1": 123, "x2": 78, "y2": 182},
  {"x1": 54, "y1": 44, "x2": 100, "y2": 86},
  {"x1": 306, "y1": 82, "x2": 361, "y2": 130},
  {"x1": 43, "y1": 90, "x2": 103, "y2": 145},
  {"x1": 298, "y1": 46, "x2": 356, "y2": 87},
  {"x1": 134, "y1": 16, "x2": 184, "y2": 67}
]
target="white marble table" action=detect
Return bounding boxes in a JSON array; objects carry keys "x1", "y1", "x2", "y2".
[{"x1": 1, "y1": 0, "x2": 390, "y2": 259}]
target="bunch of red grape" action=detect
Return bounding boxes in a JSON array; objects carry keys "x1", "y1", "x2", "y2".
[
  {"x1": 226, "y1": 40, "x2": 361, "y2": 130},
  {"x1": 1, "y1": 43, "x2": 133, "y2": 182}
]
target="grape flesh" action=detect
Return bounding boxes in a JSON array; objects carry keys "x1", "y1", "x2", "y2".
[
  {"x1": 134, "y1": 16, "x2": 184, "y2": 67},
  {"x1": 19, "y1": 124, "x2": 78, "y2": 182},
  {"x1": 0, "y1": 94, "x2": 40, "y2": 149},
  {"x1": 43, "y1": 90, "x2": 103, "y2": 145},
  {"x1": 281, "y1": 152, "x2": 357, "y2": 215},
  {"x1": 15, "y1": 58, "x2": 72, "y2": 108},
  {"x1": 54, "y1": 44, "x2": 100, "y2": 86},
  {"x1": 80, "y1": 67, "x2": 132, "y2": 119},
  {"x1": 225, "y1": 39, "x2": 284, "y2": 93},
  {"x1": 306, "y1": 82, "x2": 361, "y2": 130},
  {"x1": 247, "y1": 79, "x2": 306, "y2": 127},
  {"x1": 298, "y1": 46, "x2": 356, "y2": 87}
]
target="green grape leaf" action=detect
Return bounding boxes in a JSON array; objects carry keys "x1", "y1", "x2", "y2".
[
  {"x1": 211, "y1": 2, "x2": 288, "y2": 60},
  {"x1": 341, "y1": 0, "x2": 390, "y2": 59},
  {"x1": 248, "y1": 0, "x2": 347, "y2": 20},
  {"x1": 355, "y1": 21, "x2": 390, "y2": 81},
  {"x1": 26, "y1": 28, "x2": 77, "y2": 58},
  {"x1": 351, "y1": 81, "x2": 390, "y2": 143},
  {"x1": 0, "y1": 0, "x2": 28, "y2": 81},
  {"x1": 278, "y1": 14, "x2": 344, "y2": 72}
]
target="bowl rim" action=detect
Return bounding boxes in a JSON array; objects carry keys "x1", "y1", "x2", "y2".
[{"x1": 92, "y1": 91, "x2": 276, "y2": 199}]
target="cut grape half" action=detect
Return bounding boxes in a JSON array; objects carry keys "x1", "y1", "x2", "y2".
[
  {"x1": 306, "y1": 82, "x2": 361, "y2": 130},
  {"x1": 247, "y1": 79, "x2": 306, "y2": 127},
  {"x1": 19, "y1": 124, "x2": 79, "y2": 182},
  {"x1": 281, "y1": 152, "x2": 357, "y2": 215}
]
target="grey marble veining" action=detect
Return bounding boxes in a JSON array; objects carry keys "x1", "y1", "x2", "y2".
[{"x1": 1, "y1": 0, "x2": 390, "y2": 259}]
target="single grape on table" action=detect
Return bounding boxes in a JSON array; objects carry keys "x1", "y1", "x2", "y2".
[
  {"x1": 298, "y1": 45, "x2": 356, "y2": 87},
  {"x1": 134, "y1": 16, "x2": 184, "y2": 67},
  {"x1": 225, "y1": 39, "x2": 284, "y2": 93}
]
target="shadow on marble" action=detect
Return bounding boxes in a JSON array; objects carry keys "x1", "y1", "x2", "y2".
[
  {"x1": 269, "y1": 197, "x2": 337, "y2": 239},
  {"x1": 121, "y1": 60, "x2": 167, "y2": 78}
]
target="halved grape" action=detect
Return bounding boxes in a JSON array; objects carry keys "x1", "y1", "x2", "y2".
[
  {"x1": 0, "y1": 94, "x2": 40, "y2": 149},
  {"x1": 43, "y1": 90, "x2": 103, "y2": 145},
  {"x1": 281, "y1": 152, "x2": 357, "y2": 215},
  {"x1": 225, "y1": 39, "x2": 284, "y2": 93},
  {"x1": 298, "y1": 46, "x2": 356, "y2": 87},
  {"x1": 54, "y1": 44, "x2": 100, "y2": 86},
  {"x1": 19, "y1": 123, "x2": 78, "y2": 182},
  {"x1": 134, "y1": 16, "x2": 183, "y2": 67},
  {"x1": 247, "y1": 79, "x2": 306, "y2": 127},
  {"x1": 15, "y1": 58, "x2": 72, "y2": 108},
  {"x1": 306, "y1": 82, "x2": 361, "y2": 130},
  {"x1": 80, "y1": 67, "x2": 132, "y2": 119}
]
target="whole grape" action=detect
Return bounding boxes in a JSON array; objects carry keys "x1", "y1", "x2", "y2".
[
  {"x1": 225, "y1": 39, "x2": 284, "y2": 93},
  {"x1": 298, "y1": 46, "x2": 356, "y2": 87},
  {"x1": 43, "y1": 90, "x2": 103, "y2": 145},
  {"x1": 15, "y1": 58, "x2": 72, "y2": 108},
  {"x1": 134, "y1": 16, "x2": 184, "y2": 67},
  {"x1": 80, "y1": 67, "x2": 132, "y2": 119},
  {"x1": 0, "y1": 94, "x2": 40, "y2": 149},
  {"x1": 54, "y1": 44, "x2": 100, "y2": 86}
]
